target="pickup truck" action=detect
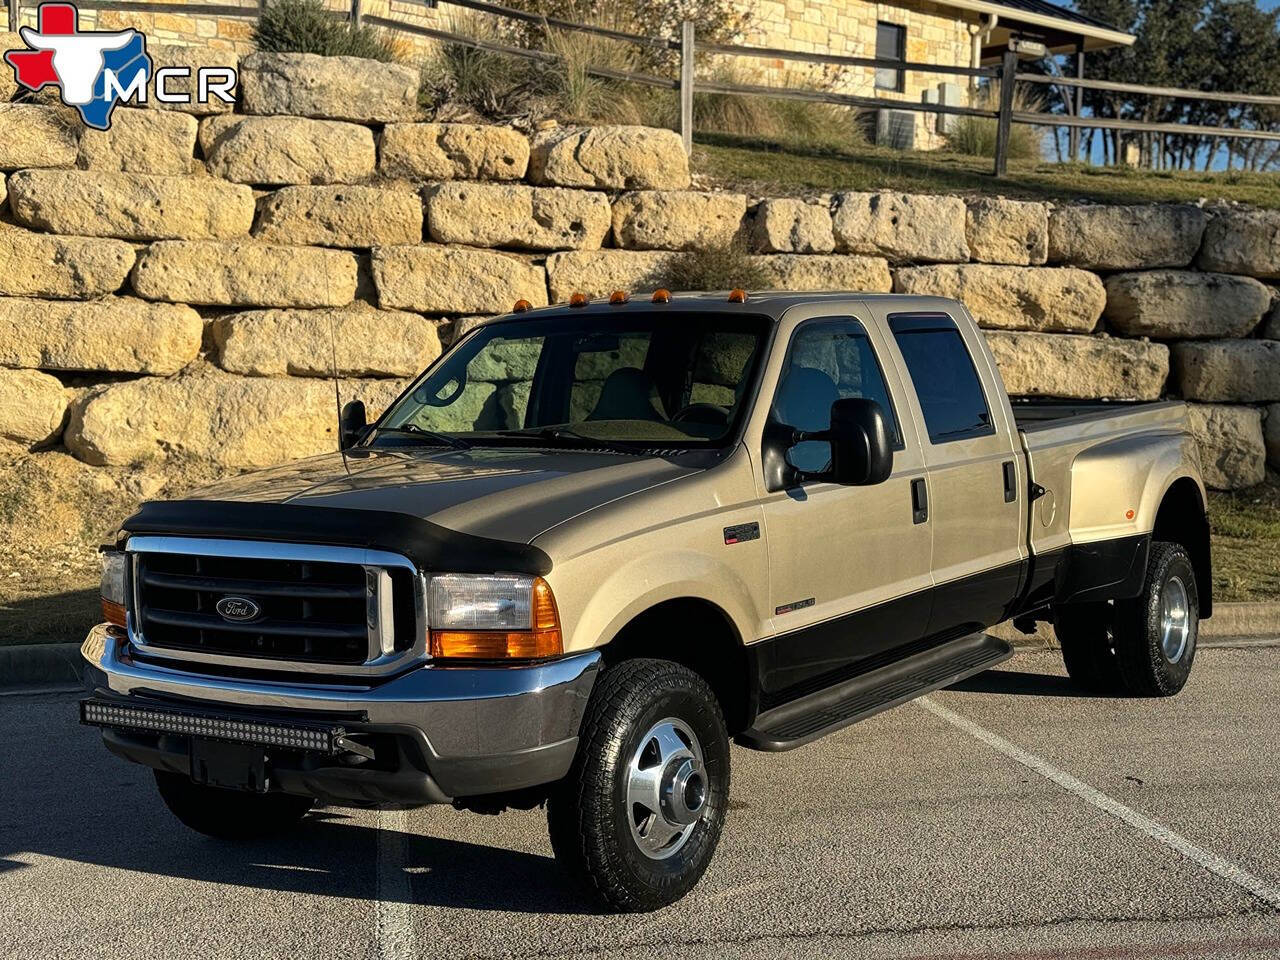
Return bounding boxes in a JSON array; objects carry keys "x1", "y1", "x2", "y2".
[{"x1": 81, "y1": 290, "x2": 1212, "y2": 912}]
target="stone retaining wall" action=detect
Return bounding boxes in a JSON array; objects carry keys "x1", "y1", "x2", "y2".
[{"x1": 0, "y1": 50, "x2": 1276, "y2": 491}]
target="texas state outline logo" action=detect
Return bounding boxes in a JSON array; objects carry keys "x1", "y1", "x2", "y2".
[{"x1": 4, "y1": 2, "x2": 152, "y2": 130}]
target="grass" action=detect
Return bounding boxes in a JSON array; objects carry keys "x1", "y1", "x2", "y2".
[
  {"x1": 694, "y1": 133, "x2": 1280, "y2": 210},
  {"x1": 252, "y1": 0, "x2": 398, "y2": 62},
  {"x1": 1208, "y1": 486, "x2": 1280, "y2": 603}
]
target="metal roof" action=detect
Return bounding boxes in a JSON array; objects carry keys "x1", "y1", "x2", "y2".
[{"x1": 938, "y1": 0, "x2": 1136, "y2": 50}]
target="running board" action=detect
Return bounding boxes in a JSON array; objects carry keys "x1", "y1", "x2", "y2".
[{"x1": 738, "y1": 632, "x2": 1013, "y2": 751}]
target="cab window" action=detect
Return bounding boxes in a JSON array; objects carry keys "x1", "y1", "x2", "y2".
[
  {"x1": 889, "y1": 314, "x2": 994, "y2": 444},
  {"x1": 770, "y1": 318, "x2": 902, "y2": 474}
]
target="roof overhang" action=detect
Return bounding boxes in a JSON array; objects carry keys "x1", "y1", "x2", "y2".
[{"x1": 935, "y1": 0, "x2": 1136, "y2": 53}]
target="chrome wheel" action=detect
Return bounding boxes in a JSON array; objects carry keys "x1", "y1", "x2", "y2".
[
  {"x1": 626, "y1": 718, "x2": 708, "y2": 860},
  {"x1": 1160, "y1": 575, "x2": 1191, "y2": 663}
]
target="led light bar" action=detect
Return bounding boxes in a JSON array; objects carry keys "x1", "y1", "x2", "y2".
[{"x1": 80, "y1": 698, "x2": 342, "y2": 754}]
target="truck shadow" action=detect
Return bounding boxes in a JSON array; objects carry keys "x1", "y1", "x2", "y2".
[
  {"x1": 3, "y1": 706, "x2": 597, "y2": 914},
  {"x1": 948, "y1": 668, "x2": 1118, "y2": 698}
]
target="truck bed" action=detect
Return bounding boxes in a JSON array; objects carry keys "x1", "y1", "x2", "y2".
[{"x1": 1011, "y1": 399, "x2": 1190, "y2": 556}]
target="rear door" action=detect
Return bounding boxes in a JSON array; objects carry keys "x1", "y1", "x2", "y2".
[
  {"x1": 878, "y1": 310, "x2": 1026, "y2": 638},
  {"x1": 756, "y1": 310, "x2": 933, "y2": 700}
]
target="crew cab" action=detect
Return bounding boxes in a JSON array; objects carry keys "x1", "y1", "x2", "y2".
[{"x1": 81, "y1": 291, "x2": 1211, "y2": 912}]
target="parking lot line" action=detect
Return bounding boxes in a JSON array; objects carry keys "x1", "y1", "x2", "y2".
[
  {"x1": 917, "y1": 696, "x2": 1280, "y2": 911},
  {"x1": 375, "y1": 807, "x2": 416, "y2": 960}
]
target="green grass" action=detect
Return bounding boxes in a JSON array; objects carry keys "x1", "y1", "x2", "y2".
[
  {"x1": 1209, "y1": 486, "x2": 1280, "y2": 603},
  {"x1": 694, "y1": 133, "x2": 1280, "y2": 209}
]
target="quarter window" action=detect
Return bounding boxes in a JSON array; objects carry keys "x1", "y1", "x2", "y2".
[{"x1": 889, "y1": 314, "x2": 994, "y2": 444}]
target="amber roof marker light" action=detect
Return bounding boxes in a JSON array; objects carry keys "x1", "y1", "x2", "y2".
[
  {"x1": 512, "y1": 299, "x2": 532, "y2": 313},
  {"x1": 568, "y1": 292, "x2": 589, "y2": 308},
  {"x1": 609, "y1": 290, "x2": 630, "y2": 305},
  {"x1": 728, "y1": 289, "x2": 749, "y2": 303},
  {"x1": 651, "y1": 288, "x2": 671, "y2": 304}
]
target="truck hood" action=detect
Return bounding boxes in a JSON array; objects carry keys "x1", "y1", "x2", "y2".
[{"x1": 180, "y1": 447, "x2": 706, "y2": 544}]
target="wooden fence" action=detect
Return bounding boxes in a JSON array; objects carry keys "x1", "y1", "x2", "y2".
[{"x1": 9, "y1": 0, "x2": 1280, "y2": 175}]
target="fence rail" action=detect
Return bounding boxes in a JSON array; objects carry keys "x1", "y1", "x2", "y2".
[{"x1": 8, "y1": 0, "x2": 1280, "y2": 175}]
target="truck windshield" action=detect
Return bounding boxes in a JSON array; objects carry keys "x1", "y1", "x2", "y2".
[{"x1": 372, "y1": 311, "x2": 770, "y2": 449}]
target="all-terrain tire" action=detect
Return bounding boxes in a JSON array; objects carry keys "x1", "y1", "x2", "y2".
[
  {"x1": 1055, "y1": 601, "x2": 1124, "y2": 693},
  {"x1": 1113, "y1": 541, "x2": 1199, "y2": 697},
  {"x1": 154, "y1": 770, "x2": 314, "y2": 840},
  {"x1": 547, "y1": 658, "x2": 730, "y2": 913}
]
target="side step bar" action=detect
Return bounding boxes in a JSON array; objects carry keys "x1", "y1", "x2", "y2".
[{"x1": 738, "y1": 632, "x2": 1013, "y2": 751}]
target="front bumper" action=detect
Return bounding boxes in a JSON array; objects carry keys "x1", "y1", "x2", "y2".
[{"x1": 80, "y1": 624, "x2": 600, "y2": 805}]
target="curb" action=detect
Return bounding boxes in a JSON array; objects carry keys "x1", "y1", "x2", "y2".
[
  {"x1": 990, "y1": 600, "x2": 1280, "y2": 648},
  {"x1": 3, "y1": 602, "x2": 1279, "y2": 692},
  {"x1": 0, "y1": 642, "x2": 85, "y2": 692}
]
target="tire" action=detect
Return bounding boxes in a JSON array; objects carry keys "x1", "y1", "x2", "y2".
[
  {"x1": 154, "y1": 770, "x2": 314, "y2": 840},
  {"x1": 1055, "y1": 601, "x2": 1124, "y2": 693},
  {"x1": 547, "y1": 658, "x2": 730, "y2": 913},
  {"x1": 1112, "y1": 541, "x2": 1199, "y2": 697}
]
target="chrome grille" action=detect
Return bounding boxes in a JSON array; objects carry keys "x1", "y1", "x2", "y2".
[{"x1": 127, "y1": 537, "x2": 422, "y2": 673}]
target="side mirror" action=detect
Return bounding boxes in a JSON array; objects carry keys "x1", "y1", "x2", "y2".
[
  {"x1": 340, "y1": 399, "x2": 367, "y2": 451},
  {"x1": 827, "y1": 397, "x2": 893, "y2": 485}
]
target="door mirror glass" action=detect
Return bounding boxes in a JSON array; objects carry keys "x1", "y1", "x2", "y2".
[
  {"x1": 340, "y1": 399, "x2": 367, "y2": 451},
  {"x1": 827, "y1": 397, "x2": 894, "y2": 485}
]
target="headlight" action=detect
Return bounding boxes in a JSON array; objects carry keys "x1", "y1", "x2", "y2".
[
  {"x1": 428, "y1": 573, "x2": 562, "y2": 660},
  {"x1": 100, "y1": 550, "x2": 127, "y2": 627}
]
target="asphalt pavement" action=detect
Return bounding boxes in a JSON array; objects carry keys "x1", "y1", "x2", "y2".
[{"x1": 3, "y1": 647, "x2": 1279, "y2": 960}]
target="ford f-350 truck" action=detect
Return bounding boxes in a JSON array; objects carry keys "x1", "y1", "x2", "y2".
[{"x1": 81, "y1": 291, "x2": 1211, "y2": 911}]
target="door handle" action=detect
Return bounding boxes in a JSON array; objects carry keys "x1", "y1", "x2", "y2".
[
  {"x1": 1002, "y1": 460, "x2": 1017, "y2": 503},
  {"x1": 911, "y1": 478, "x2": 928, "y2": 524}
]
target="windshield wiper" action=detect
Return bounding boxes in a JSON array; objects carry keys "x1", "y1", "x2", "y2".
[
  {"x1": 372, "y1": 424, "x2": 471, "y2": 449},
  {"x1": 498, "y1": 427, "x2": 642, "y2": 455}
]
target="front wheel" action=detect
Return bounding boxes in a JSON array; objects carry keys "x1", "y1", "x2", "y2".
[
  {"x1": 547, "y1": 658, "x2": 730, "y2": 913},
  {"x1": 154, "y1": 770, "x2": 315, "y2": 840}
]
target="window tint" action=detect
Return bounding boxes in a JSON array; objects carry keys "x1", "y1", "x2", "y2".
[
  {"x1": 889, "y1": 314, "x2": 994, "y2": 444},
  {"x1": 771, "y1": 319, "x2": 901, "y2": 474},
  {"x1": 875, "y1": 22, "x2": 905, "y2": 92}
]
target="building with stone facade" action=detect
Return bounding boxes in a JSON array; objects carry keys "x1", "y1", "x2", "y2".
[{"x1": 737, "y1": 0, "x2": 1134, "y2": 149}]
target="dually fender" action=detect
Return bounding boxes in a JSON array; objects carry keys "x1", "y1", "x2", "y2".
[
  {"x1": 1066, "y1": 433, "x2": 1205, "y2": 546},
  {"x1": 556, "y1": 548, "x2": 761, "y2": 656}
]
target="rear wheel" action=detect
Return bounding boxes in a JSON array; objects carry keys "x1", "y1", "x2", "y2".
[
  {"x1": 547, "y1": 658, "x2": 730, "y2": 913},
  {"x1": 1113, "y1": 542, "x2": 1199, "y2": 697},
  {"x1": 154, "y1": 770, "x2": 314, "y2": 840},
  {"x1": 1055, "y1": 602, "x2": 1124, "y2": 693}
]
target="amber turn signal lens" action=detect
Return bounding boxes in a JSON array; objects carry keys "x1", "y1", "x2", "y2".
[
  {"x1": 651, "y1": 288, "x2": 671, "y2": 303},
  {"x1": 568, "y1": 292, "x2": 588, "y2": 308},
  {"x1": 512, "y1": 298, "x2": 532, "y2": 312},
  {"x1": 727, "y1": 288, "x2": 748, "y2": 303},
  {"x1": 102, "y1": 599, "x2": 127, "y2": 628},
  {"x1": 608, "y1": 290, "x2": 629, "y2": 304},
  {"x1": 429, "y1": 577, "x2": 563, "y2": 660}
]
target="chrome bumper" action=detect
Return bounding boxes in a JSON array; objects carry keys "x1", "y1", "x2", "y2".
[{"x1": 81, "y1": 624, "x2": 601, "y2": 803}]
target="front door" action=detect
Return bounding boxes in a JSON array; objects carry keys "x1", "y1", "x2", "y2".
[{"x1": 757, "y1": 314, "x2": 933, "y2": 705}]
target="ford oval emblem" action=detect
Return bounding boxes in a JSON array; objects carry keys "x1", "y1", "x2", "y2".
[{"x1": 216, "y1": 596, "x2": 261, "y2": 622}]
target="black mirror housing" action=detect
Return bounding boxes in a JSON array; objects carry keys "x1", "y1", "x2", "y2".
[
  {"x1": 827, "y1": 397, "x2": 893, "y2": 485},
  {"x1": 340, "y1": 399, "x2": 367, "y2": 451}
]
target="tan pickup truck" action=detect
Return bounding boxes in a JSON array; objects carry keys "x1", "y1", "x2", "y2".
[{"x1": 81, "y1": 291, "x2": 1211, "y2": 912}]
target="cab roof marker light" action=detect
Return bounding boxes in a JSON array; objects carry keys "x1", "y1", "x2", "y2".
[
  {"x1": 609, "y1": 290, "x2": 630, "y2": 305},
  {"x1": 651, "y1": 289, "x2": 671, "y2": 303},
  {"x1": 568, "y1": 293, "x2": 589, "y2": 308},
  {"x1": 728, "y1": 288, "x2": 749, "y2": 303},
  {"x1": 512, "y1": 299, "x2": 532, "y2": 313}
]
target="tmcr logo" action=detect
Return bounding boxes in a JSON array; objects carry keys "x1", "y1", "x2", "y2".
[{"x1": 4, "y1": 2, "x2": 236, "y2": 130}]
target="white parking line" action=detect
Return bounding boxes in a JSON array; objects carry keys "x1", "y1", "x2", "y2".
[
  {"x1": 375, "y1": 807, "x2": 416, "y2": 960},
  {"x1": 917, "y1": 696, "x2": 1280, "y2": 911}
]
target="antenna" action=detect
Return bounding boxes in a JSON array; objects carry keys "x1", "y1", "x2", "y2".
[{"x1": 323, "y1": 264, "x2": 351, "y2": 474}]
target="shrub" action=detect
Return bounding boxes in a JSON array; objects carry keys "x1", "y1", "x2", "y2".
[
  {"x1": 944, "y1": 83, "x2": 1044, "y2": 161},
  {"x1": 253, "y1": 0, "x2": 398, "y2": 62},
  {"x1": 421, "y1": 12, "x2": 534, "y2": 116},
  {"x1": 691, "y1": 66, "x2": 864, "y2": 152},
  {"x1": 659, "y1": 240, "x2": 773, "y2": 292}
]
